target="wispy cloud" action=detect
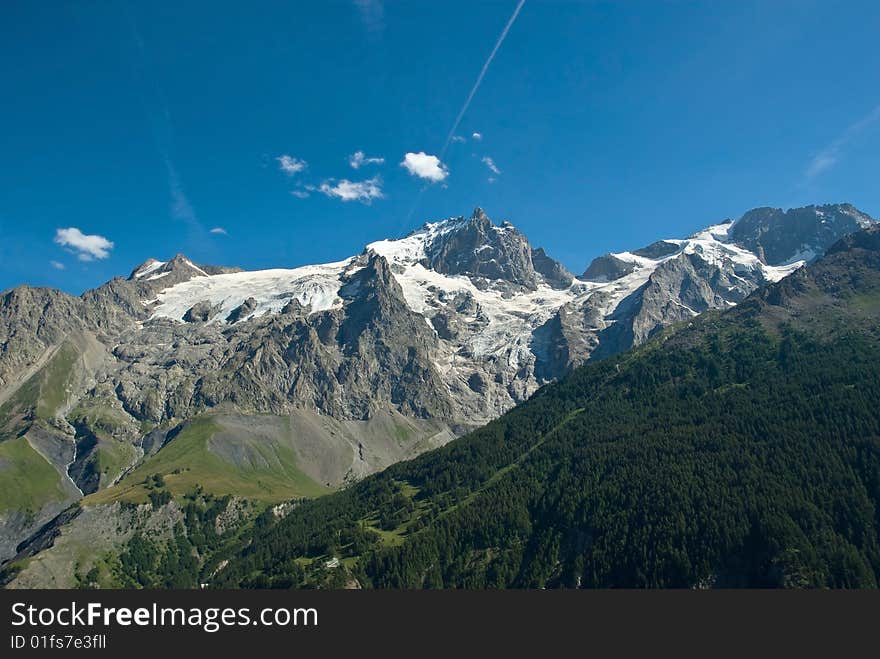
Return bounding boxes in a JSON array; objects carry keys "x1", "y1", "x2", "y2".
[
  {"x1": 805, "y1": 104, "x2": 880, "y2": 180},
  {"x1": 50, "y1": 260, "x2": 65, "y2": 270},
  {"x1": 451, "y1": 135, "x2": 467, "y2": 144},
  {"x1": 353, "y1": 0, "x2": 384, "y2": 36},
  {"x1": 481, "y1": 156, "x2": 500, "y2": 175},
  {"x1": 349, "y1": 150, "x2": 385, "y2": 169},
  {"x1": 124, "y1": 8, "x2": 205, "y2": 234},
  {"x1": 165, "y1": 159, "x2": 198, "y2": 222},
  {"x1": 441, "y1": 0, "x2": 525, "y2": 154},
  {"x1": 401, "y1": 151, "x2": 449, "y2": 182},
  {"x1": 277, "y1": 154, "x2": 308, "y2": 175},
  {"x1": 291, "y1": 189, "x2": 310, "y2": 199},
  {"x1": 54, "y1": 228, "x2": 114, "y2": 261},
  {"x1": 209, "y1": 227, "x2": 227, "y2": 235},
  {"x1": 472, "y1": 132, "x2": 483, "y2": 141},
  {"x1": 319, "y1": 176, "x2": 384, "y2": 203}
]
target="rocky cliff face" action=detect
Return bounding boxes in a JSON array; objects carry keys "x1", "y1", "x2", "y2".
[
  {"x1": 0, "y1": 203, "x2": 876, "y2": 560},
  {"x1": 729, "y1": 204, "x2": 874, "y2": 265},
  {"x1": 421, "y1": 208, "x2": 539, "y2": 291}
]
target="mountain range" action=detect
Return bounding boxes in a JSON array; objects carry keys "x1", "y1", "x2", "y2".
[
  {"x1": 204, "y1": 222, "x2": 880, "y2": 589},
  {"x1": 0, "y1": 202, "x2": 876, "y2": 577}
]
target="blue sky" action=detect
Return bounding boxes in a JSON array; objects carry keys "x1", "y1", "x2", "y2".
[{"x1": 2, "y1": 1, "x2": 879, "y2": 294}]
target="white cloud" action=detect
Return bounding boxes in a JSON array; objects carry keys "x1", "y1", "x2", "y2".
[
  {"x1": 291, "y1": 190, "x2": 310, "y2": 199},
  {"x1": 400, "y1": 151, "x2": 449, "y2": 182},
  {"x1": 50, "y1": 260, "x2": 65, "y2": 270},
  {"x1": 209, "y1": 227, "x2": 227, "y2": 235},
  {"x1": 481, "y1": 156, "x2": 501, "y2": 175},
  {"x1": 54, "y1": 227, "x2": 114, "y2": 261},
  {"x1": 487, "y1": 177, "x2": 497, "y2": 184},
  {"x1": 319, "y1": 176, "x2": 384, "y2": 203},
  {"x1": 277, "y1": 154, "x2": 307, "y2": 175},
  {"x1": 472, "y1": 132, "x2": 483, "y2": 141},
  {"x1": 805, "y1": 104, "x2": 880, "y2": 180},
  {"x1": 451, "y1": 135, "x2": 466, "y2": 144},
  {"x1": 349, "y1": 150, "x2": 385, "y2": 169}
]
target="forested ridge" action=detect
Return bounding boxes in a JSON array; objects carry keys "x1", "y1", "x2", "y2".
[{"x1": 88, "y1": 228, "x2": 880, "y2": 588}]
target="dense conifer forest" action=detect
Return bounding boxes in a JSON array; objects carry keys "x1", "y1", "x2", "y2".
[{"x1": 77, "y1": 229, "x2": 880, "y2": 589}]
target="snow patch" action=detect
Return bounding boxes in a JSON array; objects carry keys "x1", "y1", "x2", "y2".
[
  {"x1": 182, "y1": 258, "x2": 209, "y2": 277},
  {"x1": 133, "y1": 259, "x2": 167, "y2": 279},
  {"x1": 145, "y1": 271, "x2": 171, "y2": 282},
  {"x1": 149, "y1": 258, "x2": 356, "y2": 323}
]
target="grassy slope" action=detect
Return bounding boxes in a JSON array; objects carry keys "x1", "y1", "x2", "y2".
[
  {"x1": 68, "y1": 404, "x2": 141, "y2": 488},
  {"x1": 87, "y1": 416, "x2": 329, "y2": 505},
  {"x1": 0, "y1": 436, "x2": 66, "y2": 514},
  {"x1": 35, "y1": 344, "x2": 78, "y2": 419},
  {"x1": 0, "y1": 343, "x2": 78, "y2": 435},
  {"x1": 92, "y1": 441, "x2": 140, "y2": 489}
]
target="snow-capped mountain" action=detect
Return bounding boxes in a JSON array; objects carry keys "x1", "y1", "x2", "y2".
[
  {"x1": 126, "y1": 205, "x2": 830, "y2": 404},
  {"x1": 0, "y1": 202, "x2": 875, "y2": 560}
]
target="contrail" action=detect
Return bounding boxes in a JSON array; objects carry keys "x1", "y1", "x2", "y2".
[
  {"x1": 442, "y1": 0, "x2": 526, "y2": 156},
  {"x1": 400, "y1": 0, "x2": 525, "y2": 235}
]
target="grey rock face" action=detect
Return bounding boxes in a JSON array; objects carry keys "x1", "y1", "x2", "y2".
[
  {"x1": 226, "y1": 297, "x2": 258, "y2": 323},
  {"x1": 0, "y1": 287, "x2": 87, "y2": 393},
  {"x1": 423, "y1": 208, "x2": 540, "y2": 290},
  {"x1": 183, "y1": 301, "x2": 221, "y2": 323},
  {"x1": 130, "y1": 254, "x2": 209, "y2": 287},
  {"x1": 334, "y1": 253, "x2": 453, "y2": 419},
  {"x1": 597, "y1": 250, "x2": 761, "y2": 357},
  {"x1": 582, "y1": 254, "x2": 637, "y2": 281},
  {"x1": 632, "y1": 240, "x2": 681, "y2": 259},
  {"x1": 531, "y1": 247, "x2": 574, "y2": 289},
  {"x1": 532, "y1": 301, "x2": 603, "y2": 380},
  {"x1": 729, "y1": 203, "x2": 874, "y2": 265},
  {"x1": 826, "y1": 223, "x2": 880, "y2": 255}
]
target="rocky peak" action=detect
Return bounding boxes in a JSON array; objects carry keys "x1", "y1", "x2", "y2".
[
  {"x1": 129, "y1": 258, "x2": 163, "y2": 280},
  {"x1": 581, "y1": 254, "x2": 637, "y2": 282},
  {"x1": 129, "y1": 254, "x2": 207, "y2": 283},
  {"x1": 729, "y1": 203, "x2": 877, "y2": 265},
  {"x1": 126, "y1": 254, "x2": 246, "y2": 312},
  {"x1": 631, "y1": 240, "x2": 681, "y2": 260},
  {"x1": 470, "y1": 206, "x2": 492, "y2": 229},
  {"x1": 825, "y1": 223, "x2": 880, "y2": 256},
  {"x1": 531, "y1": 247, "x2": 574, "y2": 289},
  {"x1": 422, "y1": 208, "x2": 540, "y2": 290}
]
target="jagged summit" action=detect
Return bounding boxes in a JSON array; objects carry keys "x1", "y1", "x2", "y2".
[
  {"x1": 130, "y1": 254, "x2": 206, "y2": 279},
  {"x1": 129, "y1": 254, "x2": 241, "y2": 284},
  {"x1": 421, "y1": 209, "x2": 539, "y2": 290},
  {"x1": 581, "y1": 253, "x2": 636, "y2": 282},
  {"x1": 128, "y1": 254, "x2": 217, "y2": 285},
  {"x1": 729, "y1": 203, "x2": 875, "y2": 265},
  {"x1": 374, "y1": 207, "x2": 572, "y2": 292},
  {"x1": 129, "y1": 257, "x2": 164, "y2": 279},
  {"x1": 581, "y1": 203, "x2": 876, "y2": 283}
]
